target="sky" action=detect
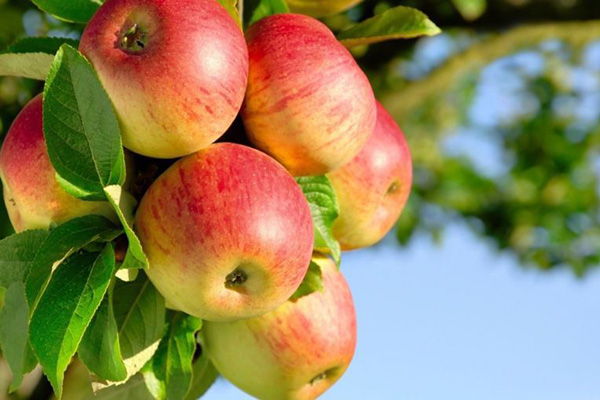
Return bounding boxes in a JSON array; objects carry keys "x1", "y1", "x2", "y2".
[{"x1": 205, "y1": 224, "x2": 600, "y2": 400}]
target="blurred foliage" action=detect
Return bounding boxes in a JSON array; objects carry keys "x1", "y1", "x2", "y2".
[
  {"x1": 1, "y1": 0, "x2": 600, "y2": 277},
  {"x1": 377, "y1": 24, "x2": 600, "y2": 276},
  {"x1": 450, "y1": 0, "x2": 487, "y2": 21}
]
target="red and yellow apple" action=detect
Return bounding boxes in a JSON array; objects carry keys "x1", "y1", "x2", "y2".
[
  {"x1": 0, "y1": 95, "x2": 115, "y2": 232},
  {"x1": 328, "y1": 101, "x2": 412, "y2": 250},
  {"x1": 134, "y1": 143, "x2": 314, "y2": 321},
  {"x1": 242, "y1": 14, "x2": 376, "y2": 176},
  {"x1": 286, "y1": 0, "x2": 363, "y2": 17},
  {"x1": 203, "y1": 255, "x2": 357, "y2": 400},
  {"x1": 80, "y1": 0, "x2": 248, "y2": 159}
]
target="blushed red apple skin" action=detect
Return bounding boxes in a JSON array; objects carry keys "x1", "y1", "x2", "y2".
[
  {"x1": 286, "y1": 0, "x2": 362, "y2": 17},
  {"x1": 203, "y1": 256, "x2": 357, "y2": 400},
  {"x1": 135, "y1": 143, "x2": 314, "y2": 322},
  {"x1": 0, "y1": 95, "x2": 115, "y2": 232},
  {"x1": 328, "y1": 101, "x2": 412, "y2": 250},
  {"x1": 80, "y1": 0, "x2": 248, "y2": 158},
  {"x1": 242, "y1": 14, "x2": 376, "y2": 176}
]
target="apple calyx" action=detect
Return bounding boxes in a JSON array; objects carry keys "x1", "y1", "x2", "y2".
[
  {"x1": 387, "y1": 181, "x2": 400, "y2": 195},
  {"x1": 225, "y1": 268, "x2": 249, "y2": 291},
  {"x1": 119, "y1": 23, "x2": 148, "y2": 53},
  {"x1": 310, "y1": 367, "x2": 339, "y2": 385}
]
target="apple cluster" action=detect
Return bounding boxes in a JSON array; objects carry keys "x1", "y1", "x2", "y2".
[{"x1": 0, "y1": 0, "x2": 412, "y2": 398}]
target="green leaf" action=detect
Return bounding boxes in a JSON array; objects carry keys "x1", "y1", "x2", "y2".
[
  {"x1": 290, "y1": 260, "x2": 323, "y2": 301},
  {"x1": 0, "y1": 220, "x2": 114, "y2": 389},
  {"x1": 296, "y1": 176, "x2": 341, "y2": 265},
  {"x1": 79, "y1": 285, "x2": 128, "y2": 382},
  {"x1": 114, "y1": 274, "x2": 165, "y2": 360},
  {"x1": 94, "y1": 374, "x2": 154, "y2": 400},
  {"x1": 185, "y1": 349, "x2": 218, "y2": 400},
  {"x1": 143, "y1": 312, "x2": 203, "y2": 400},
  {"x1": 0, "y1": 37, "x2": 79, "y2": 80},
  {"x1": 0, "y1": 282, "x2": 35, "y2": 391},
  {"x1": 451, "y1": 0, "x2": 487, "y2": 21},
  {"x1": 30, "y1": 0, "x2": 101, "y2": 24},
  {"x1": 0, "y1": 230, "x2": 49, "y2": 289},
  {"x1": 104, "y1": 185, "x2": 149, "y2": 269},
  {"x1": 43, "y1": 44, "x2": 126, "y2": 201},
  {"x1": 216, "y1": 0, "x2": 242, "y2": 27},
  {"x1": 84, "y1": 273, "x2": 165, "y2": 389},
  {"x1": 29, "y1": 245, "x2": 116, "y2": 398},
  {"x1": 4, "y1": 37, "x2": 80, "y2": 54},
  {"x1": 244, "y1": 0, "x2": 289, "y2": 28},
  {"x1": 337, "y1": 5, "x2": 441, "y2": 48},
  {"x1": 25, "y1": 215, "x2": 122, "y2": 313}
]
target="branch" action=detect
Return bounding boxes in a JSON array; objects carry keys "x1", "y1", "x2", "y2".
[{"x1": 381, "y1": 21, "x2": 600, "y2": 119}]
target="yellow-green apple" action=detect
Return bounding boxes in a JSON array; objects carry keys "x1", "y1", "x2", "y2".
[
  {"x1": 203, "y1": 255, "x2": 357, "y2": 400},
  {"x1": 286, "y1": 0, "x2": 363, "y2": 17},
  {"x1": 79, "y1": 0, "x2": 248, "y2": 159},
  {"x1": 134, "y1": 143, "x2": 314, "y2": 321},
  {"x1": 0, "y1": 95, "x2": 115, "y2": 232},
  {"x1": 328, "y1": 101, "x2": 412, "y2": 250},
  {"x1": 242, "y1": 14, "x2": 376, "y2": 176}
]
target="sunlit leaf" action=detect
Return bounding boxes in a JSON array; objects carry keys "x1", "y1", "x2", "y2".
[
  {"x1": 296, "y1": 176, "x2": 341, "y2": 265},
  {"x1": 337, "y1": 6, "x2": 440, "y2": 48},
  {"x1": 0, "y1": 37, "x2": 79, "y2": 80}
]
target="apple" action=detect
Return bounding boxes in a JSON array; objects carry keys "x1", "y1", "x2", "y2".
[
  {"x1": 286, "y1": 0, "x2": 363, "y2": 18},
  {"x1": 203, "y1": 255, "x2": 357, "y2": 400},
  {"x1": 0, "y1": 95, "x2": 116, "y2": 232},
  {"x1": 242, "y1": 14, "x2": 376, "y2": 176},
  {"x1": 79, "y1": 0, "x2": 248, "y2": 159},
  {"x1": 134, "y1": 143, "x2": 314, "y2": 321},
  {"x1": 328, "y1": 101, "x2": 412, "y2": 250}
]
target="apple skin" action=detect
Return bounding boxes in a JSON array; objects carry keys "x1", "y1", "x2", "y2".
[
  {"x1": 0, "y1": 95, "x2": 116, "y2": 232},
  {"x1": 203, "y1": 255, "x2": 357, "y2": 400},
  {"x1": 328, "y1": 101, "x2": 412, "y2": 250},
  {"x1": 242, "y1": 14, "x2": 376, "y2": 176},
  {"x1": 286, "y1": 0, "x2": 363, "y2": 17},
  {"x1": 134, "y1": 143, "x2": 314, "y2": 321},
  {"x1": 79, "y1": 0, "x2": 248, "y2": 159}
]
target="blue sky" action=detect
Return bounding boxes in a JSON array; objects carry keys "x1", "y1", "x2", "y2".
[{"x1": 205, "y1": 223, "x2": 600, "y2": 400}]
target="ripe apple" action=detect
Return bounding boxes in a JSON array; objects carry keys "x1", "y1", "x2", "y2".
[
  {"x1": 134, "y1": 143, "x2": 314, "y2": 321},
  {"x1": 203, "y1": 255, "x2": 357, "y2": 400},
  {"x1": 328, "y1": 101, "x2": 412, "y2": 250},
  {"x1": 286, "y1": 0, "x2": 363, "y2": 17},
  {"x1": 242, "y1": 14, "x2": 376, "y2": 176},
  {"x1": 0, "y1": 95, "x2": 116, "y2": 232},
  {"x1": 79, "y1": 0, "x2": 248, "y2": 159}
]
